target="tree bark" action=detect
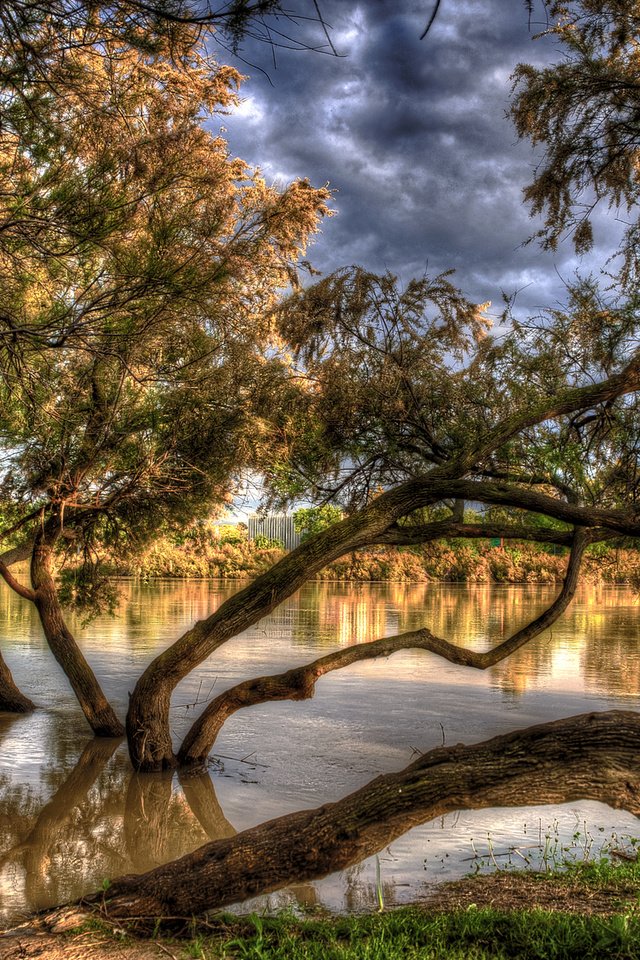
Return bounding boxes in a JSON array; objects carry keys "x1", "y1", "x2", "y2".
[
  {"x1": 31, "y1": 531, "x2": 124, "y2": 737},
  {"x1": 74, "y1": 709, "x2": 640, "y2": 919},
  {"x1": 178, "y1": 527, "x2": 589, "y2": 766},
  {"x1": 0, "y1": 653, "x2": 35, "y2": 713},
  {"x1": 0, "y1": 543, "x2": 38, "y2": 712}
]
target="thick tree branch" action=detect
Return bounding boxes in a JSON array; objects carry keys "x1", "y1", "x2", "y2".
[
  {"x1": 0, "y1": 559, "x2": 35, "y2": 602},
  {"x1": 178, "y1": 528, "x2": 589, "y2": 766},
  {"x1": 378, "y1": 519, "x2": 612, "y2": 546},
  {"x1": 69, "y1": 710, "x2": 640, "y2": 919},
  {"x1": 0, "y1": 541, "x2": 37, "y2": 711},
  {"x1": 459, "y1": 350, "x2": 640, "y2": 470},
  {"x1": 31, "y1": 522, "x2": 124, "y2": 737},
  {"x1": 428, "y1": 478, "x2": 640, "y2": 536}
]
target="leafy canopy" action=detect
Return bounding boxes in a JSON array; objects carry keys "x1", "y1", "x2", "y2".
[
  {"x1": 0, "y1": 2, "x2": 331, "y2": 601},
  {"x1": 512, "y1": 1, "x2": 640, "y2": 284}
]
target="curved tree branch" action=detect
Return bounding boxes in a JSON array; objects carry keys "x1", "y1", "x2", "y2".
[
  {"x1": 0, "y1": 542, "x2": 37, "y2": 711},
  {"x1": 31, "y1": 522, "x2": 124, "y2": 737},
  {"x1": 0, "y1": 560, "x2": 35, "y2": 602},
  {"x1": 428, "y1": 478, "x2": 640, "y2": 536},
  {"x1": 378, "y1": 519, "x2": 614, "y2": 546},
  {"x1": 458, "y1": 349, "x2": 640, "y2": 471},
  {"x1": 178, "y1": 528, "x2": 589, "y2": 766}
]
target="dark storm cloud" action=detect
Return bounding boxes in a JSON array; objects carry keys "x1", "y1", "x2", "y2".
[{"x1": 217, "y1": 1, "x2": 616, "y2": 319}]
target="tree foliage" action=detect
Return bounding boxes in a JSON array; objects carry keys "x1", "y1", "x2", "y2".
[
  {"x1": 0, "y1": 0, "x2": 330, "y2": 730},
  {"x1": 0, "y1": 5, "x2": 331, "y2": 576},
  {"x1": 512, "y1": 0, "x2": 640, "y2": 282}
]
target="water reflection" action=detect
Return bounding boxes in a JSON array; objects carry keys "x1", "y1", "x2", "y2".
[
  {"x1": 0, "y1": 736, "x2": 238, "y2": 919},
  {"x1": 0, "y1": 579, "x2": 639, "y2": 921}
]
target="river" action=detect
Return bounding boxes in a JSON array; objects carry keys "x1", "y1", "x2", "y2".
[{"x1": 0, "y1": 578, "x2": 639, "y2": 921}]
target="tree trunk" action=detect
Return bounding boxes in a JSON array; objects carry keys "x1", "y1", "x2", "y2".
[
  {"x1": 0, "y1": 543, "x2": 37, "y2": 712},
  {"x1": 74, "y1": 709, "x2": 640, "y2": 919},
  {"x1": 31, "y1": 533, "x2": 124, "y2": 737},
  {"x1": 0, "y1": 651, "x2": 35, "y2": 712}
]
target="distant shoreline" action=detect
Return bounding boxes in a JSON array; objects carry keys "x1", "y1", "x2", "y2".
[{"x1": 102, "y1": 536, "x2": 640, "y2": 585}]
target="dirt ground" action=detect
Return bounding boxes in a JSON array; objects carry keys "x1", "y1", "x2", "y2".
[
  {"x1": 1, "y1": 872, "x2": 638, "y2": 960},
  {"x1": 420, "y1": 869, "x2": 640, "y2": 915}
]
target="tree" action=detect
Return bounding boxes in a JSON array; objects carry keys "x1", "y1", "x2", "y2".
[
  {"x1": 511, "y1": 0, "x2": 640, "y2": 284},
  {"x1": 293, "y1": 504, "x2": 344, "y2": 540},
  {"x1": 0, "y1": 5, "x2": 330, "y2": 724}
]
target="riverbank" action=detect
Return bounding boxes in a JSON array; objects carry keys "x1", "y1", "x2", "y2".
[
  {"x1": 3, "y1": 859, "x2": 640, "y2": 959},
  {"x1": 109, "y1": 531, "x2": 640, "y2": 584}
]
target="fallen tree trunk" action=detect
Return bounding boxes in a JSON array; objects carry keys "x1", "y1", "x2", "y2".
[{"x1": 63, "y1": 709, "x2": 640, "y2": 920}]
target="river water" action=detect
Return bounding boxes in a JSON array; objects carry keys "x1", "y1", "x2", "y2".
[{"x1": 0, "y1": 577, "x2": 639, "y2": 921}]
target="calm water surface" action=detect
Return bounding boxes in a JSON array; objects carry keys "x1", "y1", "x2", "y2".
[{"x1": 0, "y1": 578, "x2": 639, "y2": 920}]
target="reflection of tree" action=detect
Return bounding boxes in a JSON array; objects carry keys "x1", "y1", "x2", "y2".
[
  {"x1": 288, "y1": 583, "x2": 397, "y2": 649},
  {"x1": 490, "y1": 639, "x2": 555, "y2": 697},
  {"x1": 490, "y1": 588, "x2": 640, "y2": 699},
  {"x1": 342, "y1": 862, "x2": 396, "y2": 914},
  {"x1": 0, "y1": 738, "x2": 120, "y2": 912},
  {"x1": 0, "y1": 738, "x2": 238, "y2": 919},
  {"x1": 401, "y1": 584, "x2": 557, "y2": 652},
  {"x1": 178, "y1": 771, "x2": 235, "y2": 841},
  {"x1": 580, "y1": 595, "x2": 640, "y2": 697},
  {"x1": 123, "y1": 771, "x2": 231, "y2": 871}
]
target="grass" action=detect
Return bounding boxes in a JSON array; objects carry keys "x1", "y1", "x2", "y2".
[
  {"x1": 88, "y1": 857, "x2": 640, "y2": 960},
  {"x1": 151, "y1": 906, "x2": 640, "y2": 959}
]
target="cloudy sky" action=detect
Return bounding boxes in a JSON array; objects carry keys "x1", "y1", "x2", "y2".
[{"x1": 215, "y1": 0, "x2": 619, "y2": 322}]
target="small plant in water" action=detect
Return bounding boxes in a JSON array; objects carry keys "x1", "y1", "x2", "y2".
[
  {"x1": 375, "y1": 854, "x2": 385, "y2": 912},
  {"x1": 459, "y1": 820, "x2": 640, "y2": 877}
]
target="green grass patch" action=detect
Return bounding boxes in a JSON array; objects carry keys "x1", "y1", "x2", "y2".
[
  {"x1": 68, "y1": 858, "x2": 640, "y2": 958},
  {"x1": 172, "y1": 907, "x2": 640, "y2": 959},
  {"x1": 559, "y1": 856, "x2": 640, "y2": 888}
]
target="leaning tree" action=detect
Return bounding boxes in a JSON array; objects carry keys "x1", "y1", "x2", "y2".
[{"x1": 0, "y1": 1, "x2": 331, "y2": 722}]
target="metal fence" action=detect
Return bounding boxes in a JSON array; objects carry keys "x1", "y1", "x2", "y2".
[{"x1": 247, "y1": 514, "x2": 301, "y2": 551}]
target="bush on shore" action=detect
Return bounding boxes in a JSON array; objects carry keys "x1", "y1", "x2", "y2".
[{"x1": 101, "y1": 522, "x2": 640, "y2": 584}]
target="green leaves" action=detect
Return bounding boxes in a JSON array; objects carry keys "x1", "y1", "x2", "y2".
[{"x1": 512, "y1": 1, "x2": 640, "y2": 284}]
